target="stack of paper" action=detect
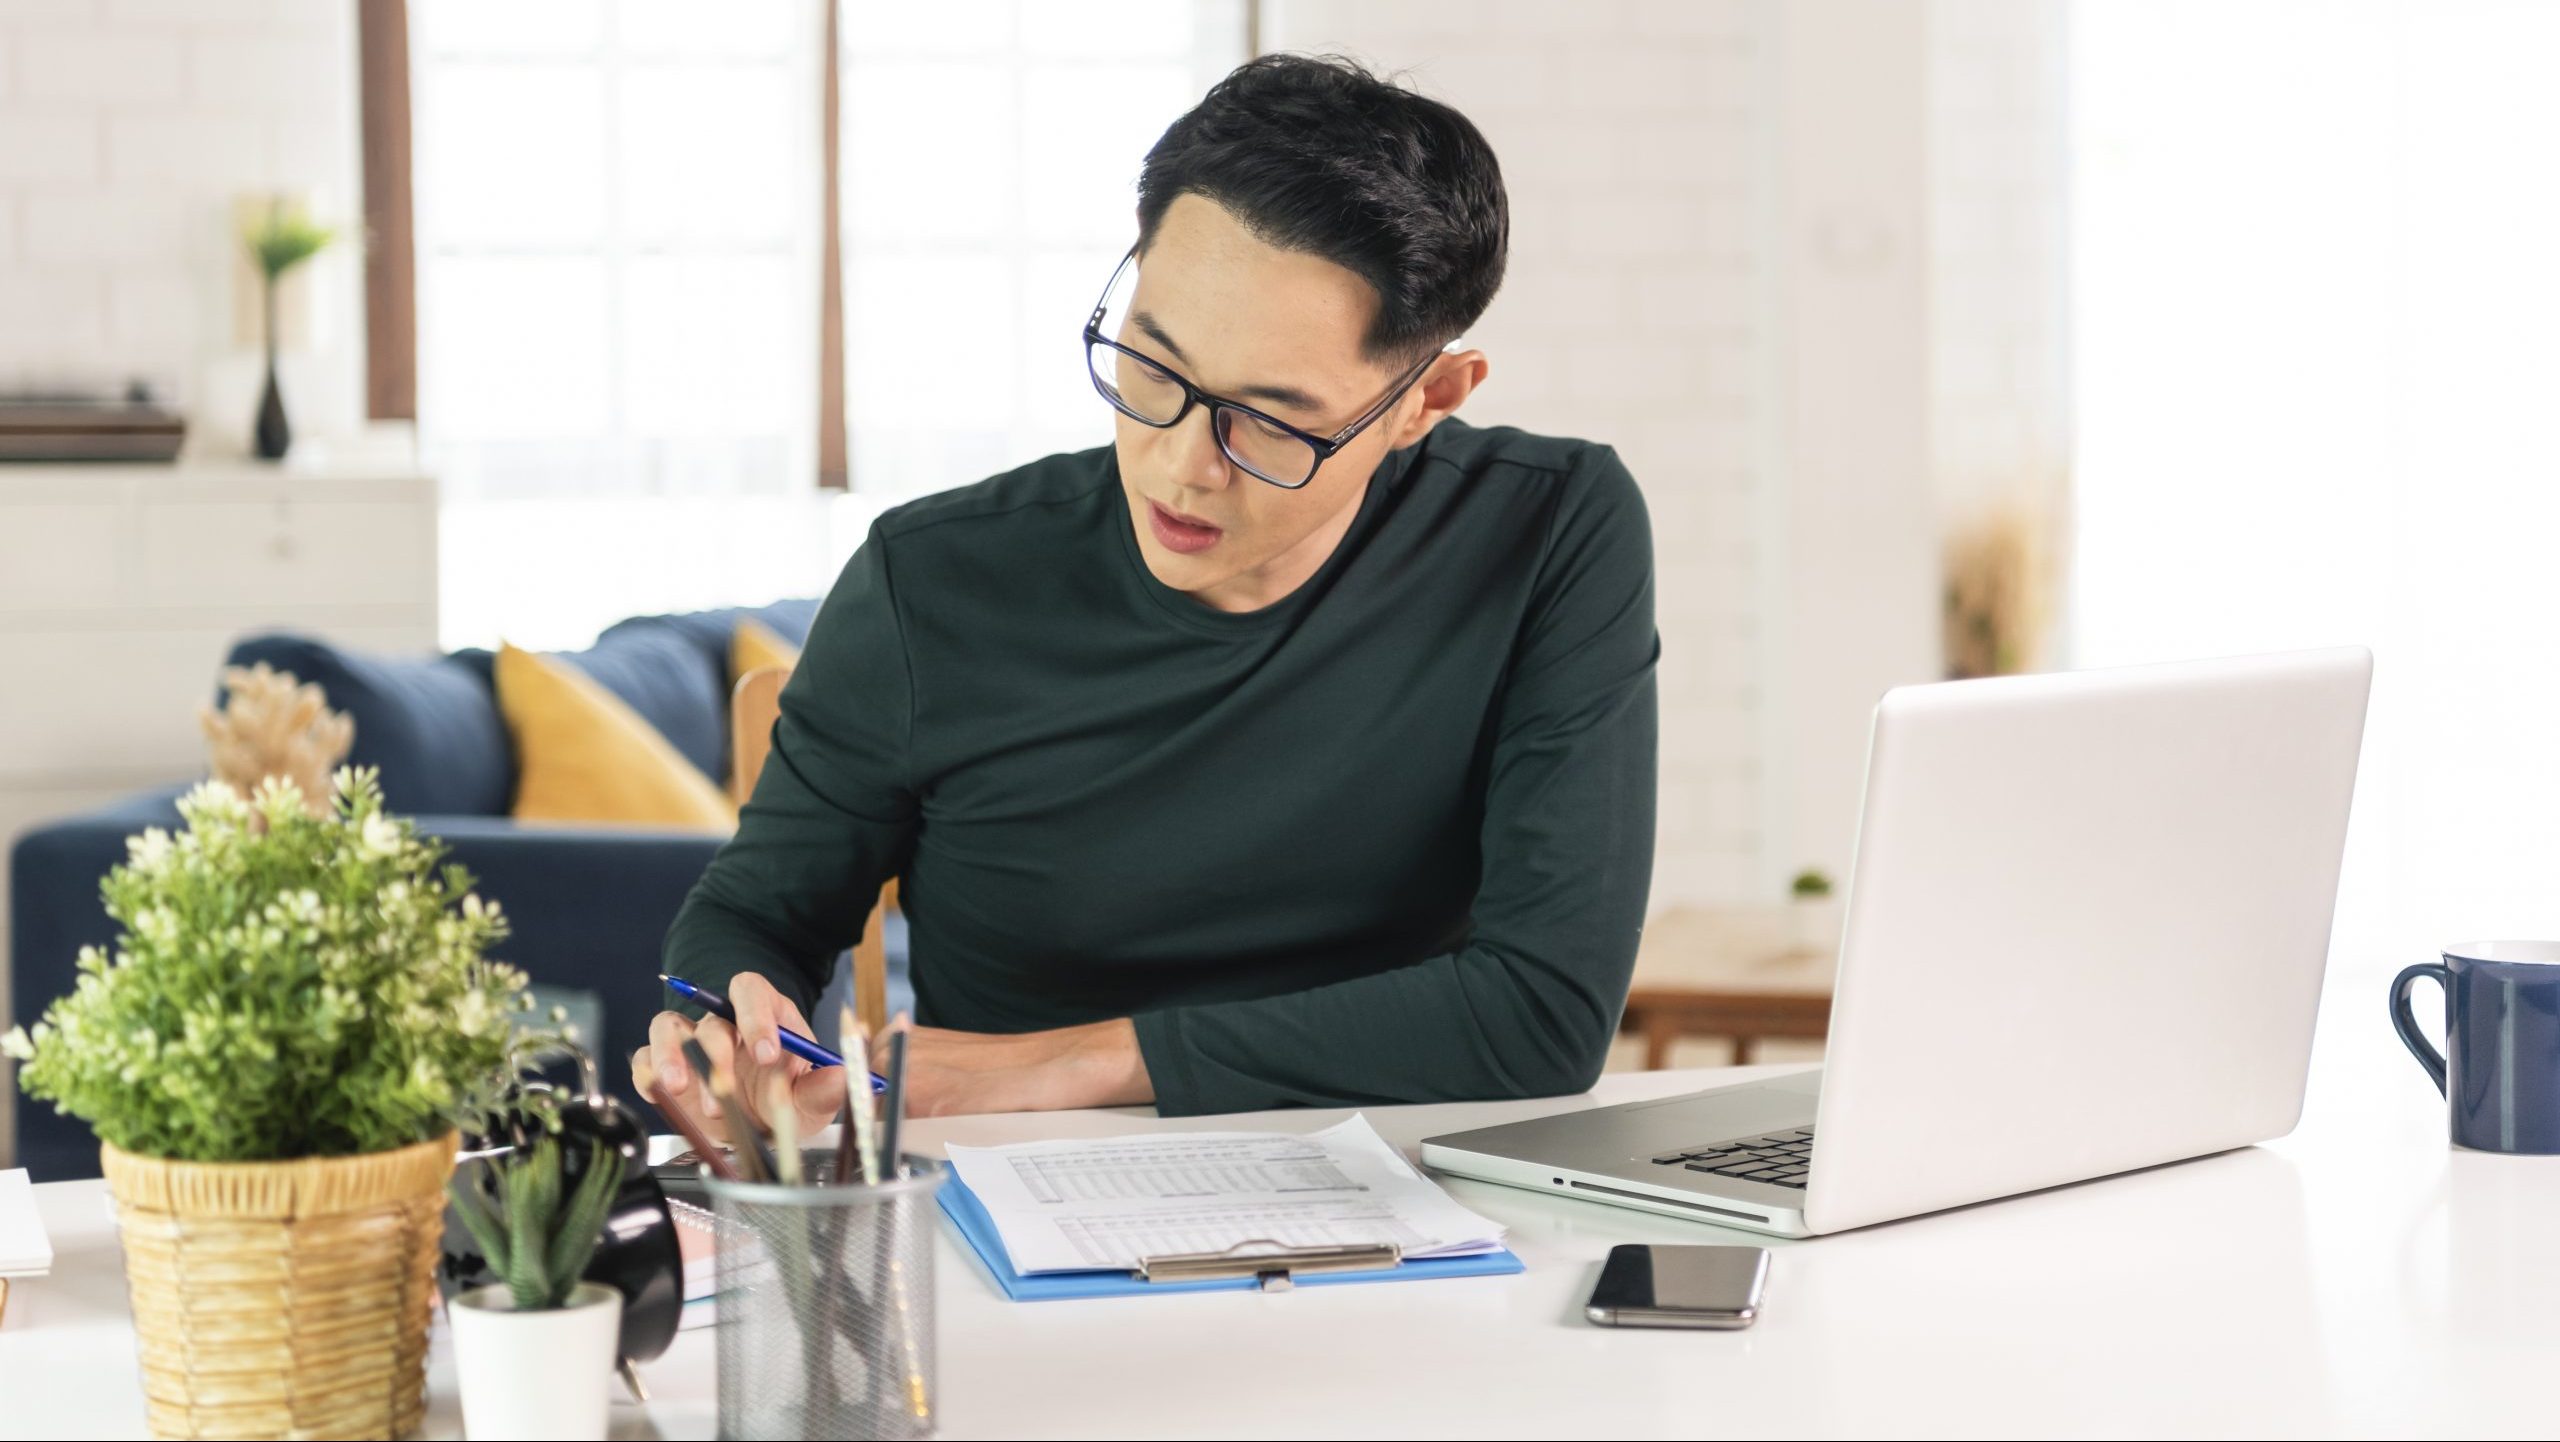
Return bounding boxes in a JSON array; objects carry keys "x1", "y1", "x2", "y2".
[
  {"x1": 0, "y1": 1170, "x2": 52, "y2": 1279},
  {"x1": 944, "y1": 1115, "x2": 1506, "y2": 1275}
]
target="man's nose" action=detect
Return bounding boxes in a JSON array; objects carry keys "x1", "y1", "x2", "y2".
[{"x1": 1167, "y1": 405, "x2": 1232, "y2": 492}]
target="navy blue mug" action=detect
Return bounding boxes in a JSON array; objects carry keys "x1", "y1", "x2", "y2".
[{"x1": 2391, "y1": 941, "x2": 2560, "y2": 1153}]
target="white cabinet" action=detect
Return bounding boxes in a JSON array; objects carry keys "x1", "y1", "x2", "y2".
[{"x1": 0, "y1": 460, "x2": 438, "y2": 1164}]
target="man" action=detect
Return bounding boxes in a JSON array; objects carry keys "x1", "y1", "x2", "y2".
[{"x1": 636, "y1": 53, "x2": 1657, "y2": 1134}]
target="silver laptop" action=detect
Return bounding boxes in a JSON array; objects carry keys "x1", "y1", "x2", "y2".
[{"x1": 1422, "y1": 647, "x2": 2373, "y2": 1237}]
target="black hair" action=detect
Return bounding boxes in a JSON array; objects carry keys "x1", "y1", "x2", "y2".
[{"x1": 1136, "y1": 52, "x2": 1508, "y2": 368}]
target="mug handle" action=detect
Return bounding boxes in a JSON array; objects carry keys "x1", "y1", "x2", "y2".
[{"x1": 2390, "y1": 962, "x2": 2451, "y2": 1097}]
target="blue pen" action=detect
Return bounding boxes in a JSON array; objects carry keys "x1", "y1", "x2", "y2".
[{"x1": 660, "y1": 973, "x2": 888, "y2": 1095}]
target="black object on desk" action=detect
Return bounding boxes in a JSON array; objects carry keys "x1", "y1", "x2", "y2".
[{"x1": 440, "y1": 1053, "x2": 685, "y2": 1368}]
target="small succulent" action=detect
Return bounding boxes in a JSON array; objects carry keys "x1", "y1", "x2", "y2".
[
  {"x1": 1790, "y1": 868, "x2": 1834, "y2": 900},
  {"x1": 448, "y1": 1135, "x2": 623, "y2": 1311}
]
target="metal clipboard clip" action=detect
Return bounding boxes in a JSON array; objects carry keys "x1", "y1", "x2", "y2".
[{"x1": 1134, "y1": 1238, "x2": 1404, "y2": 1292}]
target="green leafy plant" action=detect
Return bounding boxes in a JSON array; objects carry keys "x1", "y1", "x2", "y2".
[
  {"x1": 1790, "y1": 868, "x2": 1834, "y2": 900},
  {"x1": 1, "y1": 768, "x2": 546, "y2": 1161},
  {"x1": 448, "y1": 1136, "x2": 625, "y2": 1311},
  {"x1": 244, "y1": 199, "x2": 335, "y2": 282}
]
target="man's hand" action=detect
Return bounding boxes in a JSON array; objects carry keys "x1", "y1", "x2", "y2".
[
  {"x1": 631, "y1": 971, "x2": 846, "y2": 1146},
  {"x1": 870, "y1": 1017, "x2": 1154, "y2": 1118}
]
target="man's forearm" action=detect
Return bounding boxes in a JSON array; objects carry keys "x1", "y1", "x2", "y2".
[{"x1": 890, "y1": 1017, "x2": 1156, "y2": 1117}]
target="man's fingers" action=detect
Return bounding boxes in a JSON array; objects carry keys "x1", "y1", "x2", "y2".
[
  {"x1": 792, "y1": 1065, "x2": 850, "y2": 1129},
  {"x1": 691, "y1": 1016, "x2": 743, "y2": 1118},
  {"x1": 646, "y1": 1010, "x2": 698, "y2": 1095},
  {"x1": 632, "y1": 1036, "x2": 730, "y2": 1147},
  {"x1": 730, "y1": 973, "x2": 784, "y2": 1067}
]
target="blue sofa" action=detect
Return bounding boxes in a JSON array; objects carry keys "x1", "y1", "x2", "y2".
[{"x1": 8, "y1": 599, "x2": 905, "y2": 1180}]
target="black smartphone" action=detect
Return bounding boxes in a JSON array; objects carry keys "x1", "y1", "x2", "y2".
[{"x1": 1584, "y1": 1243, "x2": 1770, "y2": 1329}]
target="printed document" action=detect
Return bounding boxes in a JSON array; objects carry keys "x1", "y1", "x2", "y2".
[{"x1": 944, "y1": 1115, "x2": 1505, "y2": 1274}]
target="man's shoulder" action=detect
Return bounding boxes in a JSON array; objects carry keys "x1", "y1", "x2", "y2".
[
  {"x1": 1412, "y1": 417, "x2": 1614, "y2": 479},
  {"x1": 1410, "y1": 419, "x2": 1642, "y2": 524},
  {"x1": 872, "y1": 445, "x2": 1118, "y2": 547}
]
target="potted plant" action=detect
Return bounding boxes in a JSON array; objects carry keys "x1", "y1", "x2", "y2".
[
  {"x1": 242, "y1": 197, "x2": 335, "y2": 460},
  {"x1": 1789, "y1": 867, "x2": 1839, "y2": 955},
  {"x1": 447, "y1": 1134, "x2": 628, "y2": 1440},
  {"x1": 3, "y1": 768, "x2": 541, "y2": 1440}
]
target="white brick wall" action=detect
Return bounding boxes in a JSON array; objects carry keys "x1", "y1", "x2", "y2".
[
  {"x1": 1930, "y1": 0, "x2": 2072, "y2": 533},
  {"x1": 1264, "y1": 0, "x2": 2069, "y2": 913},
  {"x1": 0, "y1": 0, "x2": 364, "y2": 452},
  {"x1": 1266, "y1": 0, "x2": 1786, "y2": 912}
]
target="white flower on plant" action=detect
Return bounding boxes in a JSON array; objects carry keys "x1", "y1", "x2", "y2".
[
  {"x1": 454, "y1": 987, "x2": 501, "y2": 1039},
  {"x1": 133, "y1": 906, "x2": 178, "y2": 948},
  {"x1": 357, "y1": 812, "x2": 402, "y2": 861},
  {"x1": 125, "y1": 828, "x2": 175, "y2": 872},
  {"x1": 179, "y1": 779, "x2": 247, "y2": 821},
  {"x1": 277, "y1": 891, "x2": 326, "y2": 940}
]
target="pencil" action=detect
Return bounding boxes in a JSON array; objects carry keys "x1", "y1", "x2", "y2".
[
  {"x1": 768, "y1": 1075, "x2": 802, "y2": 1186},
  {"x1": 833, "y1": 1004, "x2": 877, "y2": 1186},
  {"x1": 645, "y1": 1078, "x2": 739, "y2": 1182},
  {"x1": 688, "y1": 1037, "x2": 773, "y2": 1184},
  {"x1": 879, "y1": 1024, "x2": 910, "y2": 1180}
]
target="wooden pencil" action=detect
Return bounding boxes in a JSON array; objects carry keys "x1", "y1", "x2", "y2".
[
  {"x1": 832, "y1": 1004, "x2": 875, "y2": 1186},
  {"x1": 768, "y1": 1075, "x2": 802, "y2": 1186},
  {"x1": 644, "y1": 1078, "x2": 739, "y2": 1182}
]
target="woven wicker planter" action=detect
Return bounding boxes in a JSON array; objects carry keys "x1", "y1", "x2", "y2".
[{"x1": 101, "y1": 1131, "x2": 460, "y2": 1441}]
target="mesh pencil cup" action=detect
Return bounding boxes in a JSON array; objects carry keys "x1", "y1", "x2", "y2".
[{"x1": 704, "y1": 1155, "x2": 942, "y2": 1441}]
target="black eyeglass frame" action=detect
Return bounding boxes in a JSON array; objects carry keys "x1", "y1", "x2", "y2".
[{"x1": 1081, "y1": 249, "x2": 1445, "y2": 490}]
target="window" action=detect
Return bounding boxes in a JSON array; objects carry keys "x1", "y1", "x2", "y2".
[
  {"x1": 839, "y1": 1, "x2": 1248, "y2": 496},
  {"x1": 411, "y1": 0, "x2": 824, "y2": 503},
  {"x1": 413, "y1": 2, "x2": 1247, "y2": 649}
]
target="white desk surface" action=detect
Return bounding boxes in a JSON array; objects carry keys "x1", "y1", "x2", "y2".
[{"x1": 0, "y1": 1008, "x2": 2546, "y2": 1440}]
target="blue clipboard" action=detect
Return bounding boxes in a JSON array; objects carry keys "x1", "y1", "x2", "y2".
[{"x1": 937, "y1": 1172, "x2": 1524, "y2": 1301}]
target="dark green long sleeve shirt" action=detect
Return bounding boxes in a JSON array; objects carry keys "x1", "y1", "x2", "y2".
[{"x1": 663, "y1": 417, "x2": 1658, "y2": 1115}]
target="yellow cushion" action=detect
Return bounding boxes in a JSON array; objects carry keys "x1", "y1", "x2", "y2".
[
  {"x1": 494, "y1": 642, "x2": 737, "y2": 832},
  {"x1": 731, "y1": 617, "x2": 803, "y2": 680}
]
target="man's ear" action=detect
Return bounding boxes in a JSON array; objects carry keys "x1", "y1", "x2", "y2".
[{"x1": 1384, "y1": 349, "x2": 1489, "y2": 449}]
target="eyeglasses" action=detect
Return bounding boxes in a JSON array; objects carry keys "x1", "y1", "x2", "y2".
[{"x1": 1081, "y1": 248, "x2": 1445, "y2": 490}]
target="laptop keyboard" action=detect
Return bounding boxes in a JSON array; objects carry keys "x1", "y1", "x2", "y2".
[{"x1": 1650, "y1": 1127, "x2": 1815, "y2": 1190}]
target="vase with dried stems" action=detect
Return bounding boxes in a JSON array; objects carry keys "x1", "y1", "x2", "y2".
[
  {"x1": 243, "y1": 198, "x2": 334, "y2": 461},
  {"x1": 1943, "y1": 498, "x2": 2057, "y2": 681}
]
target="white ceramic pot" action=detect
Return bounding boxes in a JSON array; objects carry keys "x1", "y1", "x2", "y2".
[{"x1": 449, "y1": 1280, "x2": 623, "y2": 1441}]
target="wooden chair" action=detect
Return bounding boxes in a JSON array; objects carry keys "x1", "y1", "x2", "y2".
[{"x1": 730, "y1": 664, "x2": 898, "y2": 1034}]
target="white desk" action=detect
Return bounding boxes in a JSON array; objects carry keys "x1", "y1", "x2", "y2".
[{"x1": 0, "y1": 1011, "x2": 2546, "y2": 1439}]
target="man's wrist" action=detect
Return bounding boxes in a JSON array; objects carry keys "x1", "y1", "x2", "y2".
[{"x1": 1061, "y1": 1017, "x2": 1154, "y2": 1108}]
